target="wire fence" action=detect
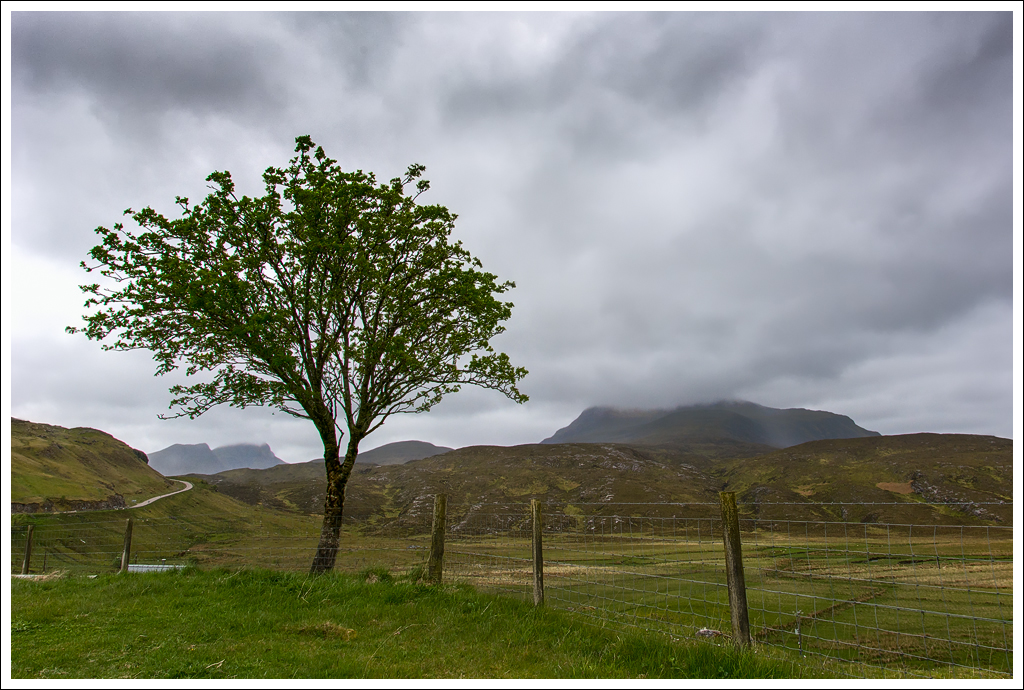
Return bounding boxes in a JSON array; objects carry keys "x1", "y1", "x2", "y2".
[{"x1": 10, "y1": 499, "x2": 1013, "y2": 679}]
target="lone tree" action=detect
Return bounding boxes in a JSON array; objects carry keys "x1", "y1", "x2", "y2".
[{"x1": 69, "y1": 136, "x2": 528, "y2": 573}]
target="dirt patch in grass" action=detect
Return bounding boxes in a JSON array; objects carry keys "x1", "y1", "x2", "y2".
[
  {"x1": 876, "y1": 482, "x2": 914, "y2": 494},
  {"x1": 294, "y1": 622, "x2": 357, "y2": 640}
]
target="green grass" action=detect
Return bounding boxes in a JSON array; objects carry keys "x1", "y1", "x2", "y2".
[
  {"x1": 10, "y1": 481, "x2": 325, "y2": 574},
  {"x1": 11, "y1": 568, "x2": 808, "y2": 679},
  {"x1": 443, "y1": 527, "x2": 1013, "y2": 678},
  {"x1": 12, "y1": 501, "x2": 1011, "y2": 678},
  {"x1": 12, "y1": 419, "x2": 176, "y2": 506}
]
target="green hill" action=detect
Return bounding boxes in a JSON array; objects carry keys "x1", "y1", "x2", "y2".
[
  {"x1": 192, "y1": 433, "x2": 1012, "y2": 527},
  {"x1": 11, "y1": 419, "x2": 178, "y2": 512},
  {"x1": 356, "y1": 440, "x2": 454, "y2": 465},
  {"x1": 191, "y1": 443, "x2": 721, "y2": 523},
  {"x1": 711, "y1": 433, "x2": 1013, "y2": 524}
]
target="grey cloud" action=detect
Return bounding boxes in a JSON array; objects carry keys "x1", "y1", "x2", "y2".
[
  {"x1": 438, "y1": 13, "x2": 764, "y2": 163},
  {"x1": 12, "y1": 12, "x2": 287, "y2": 124},
  {"x1": 9, "y1": 12, "x2": 1014, "y2": 455},
  {"x1": 276, "y1": 11, "x2": 406, "y2": 87},
  {"x1": 555, "y1": 12, "x2": 764, "y2": 115},
  {"x1": 769, "y1": 13, "x2": 1012, "y2": 170},
  {"x1": 902, "y1": 13, "x2": 1011, "y2": 128}
]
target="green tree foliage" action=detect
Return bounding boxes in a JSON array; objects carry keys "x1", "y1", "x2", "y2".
[{"x1": 69, "y1": 136, "x2": 528, "y2": 572}]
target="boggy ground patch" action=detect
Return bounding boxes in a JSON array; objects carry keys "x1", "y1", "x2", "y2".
[{"x1": 875, "y1": 482, "x2": 914, "y2": 494}]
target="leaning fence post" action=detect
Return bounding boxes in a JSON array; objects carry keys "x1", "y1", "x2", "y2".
[
  {"x1": 719, "y1": 491, "x2": 751, "y2": 646},
  {"x1": 21, "y1": 524, "x2": 35, "y2": 575},
  {"x1": 532, "y1": 499, "x2": 544, "y2": 607},
  {"x1": 427, "y1": 494, "x2": 447, "y2": 583},
  {"x1": 120, "y1": 517, "x2": 134, "y2": 574}
]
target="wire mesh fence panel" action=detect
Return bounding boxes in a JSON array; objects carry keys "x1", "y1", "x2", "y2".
[
  {"x1": 10, "y1": 500, "x2": 1012, "y2": 679},
  {"x1": 436, "y1": 502, "x2": 1013, "y2": 679},
  {"x1": 740, "y1": 518, "x2": 1013, "y2": 678},
  {"x1": 445, "y1": 505, "x2": 535, "y2": 601},
  {"x1": 538, "y1": 511, "x2": 734, "y2": 640},
  {"x1": 337, "y1": 514, "x2": 438, "y2": 577},
  {"x1": 12, "y1": 518, "x2": 130, "y2": 574}
]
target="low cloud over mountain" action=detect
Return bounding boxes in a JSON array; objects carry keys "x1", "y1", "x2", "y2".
[{"x1": 542, "y1": 401, "x2": 880, "y2": 449}]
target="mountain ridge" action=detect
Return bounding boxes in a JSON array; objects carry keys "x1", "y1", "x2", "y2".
[
  {"x1": 189, "y1": 432, "x2": 1012, "y2": 527},
  {"x1": 356, "y1": 440, "x2": 454, "y2": 465},
  {"x1": 542, "y1": 401, "x2": 880, "y2": 448},
  {"x1": 148, "y1": 442, "x2": 285, "y2": 476}
]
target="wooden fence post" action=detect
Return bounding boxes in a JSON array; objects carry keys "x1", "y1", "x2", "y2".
[
  {"x1": 427, "y1": 494, "x2": 447, "y2": 583},
  {"x1": 532, "y1": 499, "x2": 544, "y2": 607},
  {"x1": 120, "y1": 517, "x2": 134, "y2": 574},
  {"x1": 21, "y1": 524, "x2": 35, "y2": 575},
  {"x1": 719, "y1": 492, "x2": 751, "y2": 646}
]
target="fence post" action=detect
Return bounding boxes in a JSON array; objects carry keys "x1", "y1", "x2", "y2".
[
  {"x1": 532, "y1": 499, "x2": 544, "y2": 607},
  {"x1": 120, "y1": 517, "x2": 134, "y2": 574},
  {"x1": 719, "y1": 491, "x2": 751, "y2": 646},
  {"x1": 21, "y1": 524, "x2": 35, "y2": 575},
  {"x1": 427, "y1": 494, "x2": 447, "y2": 583}
]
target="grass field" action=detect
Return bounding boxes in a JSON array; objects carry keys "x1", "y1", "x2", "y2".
[
  {"x1": 11, "y1": 568, "x2": 809, "y2": 679},
  {"x1": 442, "y1": 514, "x2": 1013, "y2": 678},
  {"x1": 10, "y1": 490, "x2": 1012, "y2": 679}
]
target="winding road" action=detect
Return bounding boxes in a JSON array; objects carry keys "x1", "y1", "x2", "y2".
[{"x1": 128, "y1": 479, "x2": 193, "y2": 509}]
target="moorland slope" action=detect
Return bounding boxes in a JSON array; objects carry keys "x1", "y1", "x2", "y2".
[
  {"x1": 191, "y1": 433, "x2": 1012, "y2": 527},
  {"x1": 356, "y1": 440, "x2": 454, "y2": 465},
  {"x1": 11, "y1": 419, "x2": 177, "y2": 512}
]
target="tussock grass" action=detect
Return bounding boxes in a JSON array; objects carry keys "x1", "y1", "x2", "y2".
[{"x1": 11, "y1": 567, "x2": 808, "y2": 679}]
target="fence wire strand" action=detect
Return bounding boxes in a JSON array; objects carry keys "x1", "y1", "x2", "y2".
[{"x1": 11, "y1": 500, "x2": 1012, "y2": 679}]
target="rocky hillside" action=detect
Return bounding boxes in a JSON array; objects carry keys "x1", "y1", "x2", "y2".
[
  {"x1": 710, "y1": 433, "x2": 1013, "y2": 524},
  {"x1": 190, "y1": 433, "x2": 1012, "y2": 527}
]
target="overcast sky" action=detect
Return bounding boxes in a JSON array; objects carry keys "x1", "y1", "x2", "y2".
[{"x1": 4, "y1": 10, "x2": 1020, "y2": 465}]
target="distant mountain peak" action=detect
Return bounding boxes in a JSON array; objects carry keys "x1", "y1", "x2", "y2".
[
  {"x1": 542, "y1": 401, "x2": 879, "y2": 449},
  {"x1": 148, "y1": 442, "x2": 284, "y2": 476},
  {"x1": 355, "y1": 440, "x2": 454, "y2": 465}
]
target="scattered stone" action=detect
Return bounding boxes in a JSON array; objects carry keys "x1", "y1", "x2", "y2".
[{"x1": 696, "y1": 627, "x2": 724, "y2": 638}]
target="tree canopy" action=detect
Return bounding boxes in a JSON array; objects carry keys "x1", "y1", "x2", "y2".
[{"x1": 70, "y1": 136, "x2": 528, "y2": 571}]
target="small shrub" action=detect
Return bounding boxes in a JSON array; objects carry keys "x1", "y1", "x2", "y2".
[
  {"x1": 359, "y1": 566, "x2": 393, "y2": 584},
  {"x1": 402, "y1": 564, "x2": 426, "y2": 583}
]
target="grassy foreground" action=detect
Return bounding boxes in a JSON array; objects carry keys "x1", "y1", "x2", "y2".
[{"x1": 11, "y1": 567, "x2": 812, "y2": 679}]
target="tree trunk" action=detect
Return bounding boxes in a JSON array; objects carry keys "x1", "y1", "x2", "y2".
[{"x1": 309, "y1": 430, "x2": 362, "y2": 574}]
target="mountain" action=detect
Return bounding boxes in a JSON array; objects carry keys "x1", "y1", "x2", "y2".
[
  {"x1": 709, "y1": 433, "x2": 1012, "y2": 524},
  {"x1": 356, "y1": 440, "x2": 453, "y2": 465},
  {"x1": 189, "y1": 433, "x2": 1011, "y2": 527},
  {"x1": 542, "y1": 401, "x2": 880, "y2": 449},
  {"x1": 212, "y1": 443, "x2": 286, "y2": 470},
  {"x1": 11, "y1": 418, "x2": 178, "y2": 512},
  {"x1": 148, "y1": 442, "x2": 285, "y2": 476},
  {"x1": 148, "y1": 444, "x2": 219, "y2": 476}
]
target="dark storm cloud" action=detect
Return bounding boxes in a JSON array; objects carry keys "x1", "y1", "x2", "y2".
[
  {"x1": 12, "y1": 12, "x2": 286, "y2": 120},
  {"x1": 438, "y1": 13, "x2": 765, "y2": 164},
  {"x1": 7, "y1": 11, "x2": 1015, "y2": 462},
  {"x1": 276, "y1": 11, "x2": 406, "y2": 87}
]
